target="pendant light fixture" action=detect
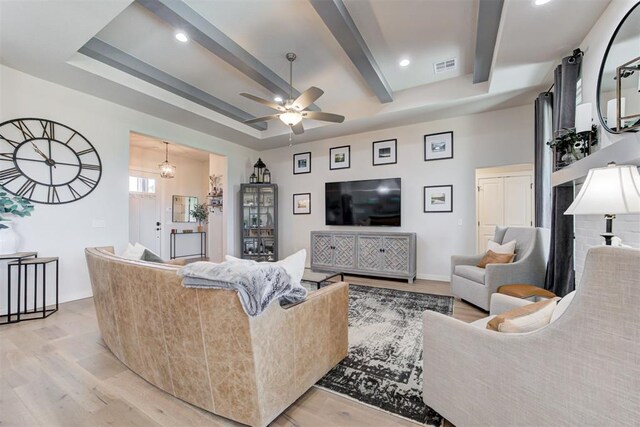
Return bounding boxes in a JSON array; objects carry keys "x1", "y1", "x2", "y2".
[{"x1": 159, "y1": 142, "x2": 176, "y2": 179}]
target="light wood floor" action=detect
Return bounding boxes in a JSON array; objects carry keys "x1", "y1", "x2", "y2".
[{"x1": 0, "y1": 276, "x2": 485, "y2": 427}]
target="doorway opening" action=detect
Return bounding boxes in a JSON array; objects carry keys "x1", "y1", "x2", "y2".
[
  {"x1": 476, "y1": 164, "x2": 534, "y2": 253},
  {"x1": 128, "y1": 132, "x2": 227, "y2": 261}
]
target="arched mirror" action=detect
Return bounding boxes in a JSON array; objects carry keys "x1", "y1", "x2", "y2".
[{"x1": 597, "y1": 3, "x2": 640, "y2": 133}]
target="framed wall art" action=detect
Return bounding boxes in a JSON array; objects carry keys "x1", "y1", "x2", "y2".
[
  {"x1": 424, "y1": 185, "x2": 453, "y2": 213},
  {"x1": 329, "y1": 145, "x2": 350, "y2": 170},
  {"x1": 293, "y1": 193, "x2": 311, "y2": 215},
  {"x1": 293, "y1": 152, "x2": 311, "y2": 174},
  {"x1": 372, "y1": 139, "x2": 397, "y2": 166},
  {"x1": 424, "y1": 131, "x2": 453, "y2": 161}
]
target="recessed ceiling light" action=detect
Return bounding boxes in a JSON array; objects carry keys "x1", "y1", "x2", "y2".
[
  {"x1": 274, "y1": 96, "x2": 283, "y2": 103},
  {"x1": 175, "y1": 32, "x2": 188, "y2": 42},
  {"x1": 399, "y1": 59, "x2": 411, "y2": 67},
  {"x1": 534, "y1": 0, "x2": 552, "y2": 5}
]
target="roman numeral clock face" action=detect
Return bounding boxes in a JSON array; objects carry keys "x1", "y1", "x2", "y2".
[{"x1": 0, "y1": 118, "x2": 102, "y2": 204}]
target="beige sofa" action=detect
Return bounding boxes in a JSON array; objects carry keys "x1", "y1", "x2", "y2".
[
  {"x1": 424, "y1": 246, "x2": 640, "y2": 426},
  {"x1": 85, "y1": 247, "x2": 349, "y2": 427}
]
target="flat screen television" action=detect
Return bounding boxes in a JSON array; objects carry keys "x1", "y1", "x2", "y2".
[{"x1": 325, "y1": 178, "x2": 401, "y2": 226}]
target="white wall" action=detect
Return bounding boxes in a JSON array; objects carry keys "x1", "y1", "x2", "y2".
[
  {"x1": 574, "y1": 0, "x2": 640, "y2": 284},
  {"x1": 208, "y1": 153, "x2": 228, "y2": 262},
  {"x1": 129, "y1": 145, "x2": 209, "y2": 260},
  {"x1": 0, "y1": 64, "x2": 257, "y2": 309},
  {"x1": 261, "y1": 105, "x2": 534, "y2": 280}
]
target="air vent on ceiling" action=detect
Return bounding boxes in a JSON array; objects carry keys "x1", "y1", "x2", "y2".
[{"x1": 434, "y1": 58, "x2": 457, "y2": 74}]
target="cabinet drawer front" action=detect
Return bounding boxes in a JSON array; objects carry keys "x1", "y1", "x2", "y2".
[
  {"x1": 312, "y1": 234, "x2": 334, "y2": 267},
  {"x1": 382, "y1": 236, "x2": 410, "y2": 273},
  {"x1": 333, "y1": 235, "x2": 356, "y2": 268},
  {"x1": 357, "y1": 236, "x2": 382, "y2": 271}
]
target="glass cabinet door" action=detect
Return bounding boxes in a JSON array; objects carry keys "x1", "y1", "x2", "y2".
[{"x1": 241, "y1": 184, "x2": 277, "y2": 261}]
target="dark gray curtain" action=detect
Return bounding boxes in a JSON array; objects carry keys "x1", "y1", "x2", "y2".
[
  {"x1": 534, "y1": 92, "x2": 553, "y2": 228},
  {"x1": 544, "y1": 186, "x2": 575, "y2": 297},
  {"x1": 544, "y1": 53, "x2": 581, "y2": 296},
  {"x1": 553, "y1": 54, "x2": 582, "y2": 134}
]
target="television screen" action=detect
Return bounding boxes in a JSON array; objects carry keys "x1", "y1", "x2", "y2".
[{"x1": 325, "y1": 178, "x2": 401, "y2": 226}]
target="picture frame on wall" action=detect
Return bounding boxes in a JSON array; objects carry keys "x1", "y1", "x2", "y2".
[
  {"x1": 424, "y1": 131, "x2": 453, "y2": 161},
  {"x1": 424, "y1": 185, "x2": 453, "y2": 213},
  {"x1": 293, "y1": 193, "x2": 311, "y2": 215},
  {"x1": 329, "y1": 145, "x2": 350, "y2": 170},
  {"x1": 372, "y1": 139, "x2": 397, "y2": 166},
  {"x1": 293, "y1": 152, "x2": 311, "y2": 174}
]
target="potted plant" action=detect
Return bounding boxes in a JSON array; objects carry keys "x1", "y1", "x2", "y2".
[
  {"x1": 0, "y1": 187, "x2": 34, "y2": 254},
  {"x1": 547, "y1": 125, "x2": 598, "y2": 170},
  {"x1": 190, "y1": 203, "x2": 209, "y2": 233}
]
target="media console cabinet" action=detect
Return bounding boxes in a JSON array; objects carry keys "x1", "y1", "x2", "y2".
[{"x1": 310, "y1": 231, "x2": 417, "y2": 283}]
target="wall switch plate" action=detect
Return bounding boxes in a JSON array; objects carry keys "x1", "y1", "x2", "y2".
[
  {"x1": 457, "y1": 219, "x2": 463, "y2": 226},
  {"x1": 92, "y1": 219, "x2": 106, "y2": 228}
]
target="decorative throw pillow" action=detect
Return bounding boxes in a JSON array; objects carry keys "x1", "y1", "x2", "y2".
[
  {"x1": 141, "y1": 249, "x2": 165, "y2": 264},
  {"x1": 225, "y1": 249, "x2": 307, "y2": 286},
  {"x1": 122, "y1": 243, "x2": 146, "y2": 260},
  {"x1": 487, "y1": 239, "x2": 517, "y2": 255},
  {"x1": 487, "y1": 298, "x2": 559, "y2": 333},
  {"x1": 477, "y1": 250, "x2": 515, "y2": 268},
  {"x1": 550, "y1": 291, "x2": 576, "y2": 323}
]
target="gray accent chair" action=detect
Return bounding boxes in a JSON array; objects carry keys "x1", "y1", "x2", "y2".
[
  {"x1": 424, "y1": 247, "x2": 640, "y2": 426},
  {"x1": 451, "y1": 227, "x2": 550, "y2": 311}
]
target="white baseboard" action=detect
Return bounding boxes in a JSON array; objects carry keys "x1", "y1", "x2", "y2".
[{"x1": 416, "y1": 273, "x2": 450, "y2": 283}]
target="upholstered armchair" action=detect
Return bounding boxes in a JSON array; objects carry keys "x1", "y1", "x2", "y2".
[
  {"x1": 424, "y1": 247, "x2": 640, "y2": 426},
  {"x1": 451, "y1": 227, "x2": 550, "y2": 310}
]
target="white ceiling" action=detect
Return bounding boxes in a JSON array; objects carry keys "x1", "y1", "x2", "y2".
[
  {"x1": 130, "y1": 132, "x2": 210, "y2": 162},
  {"x1": 0, "y1": 0, "x2": 611, "y2": 150}
]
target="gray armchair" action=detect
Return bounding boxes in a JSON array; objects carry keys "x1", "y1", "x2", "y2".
[
  {"x1": 425, "y1": 247, "x2": 640, "y2": 426},
  {"x1": 451, "y1": 227, "x2": 550, "y2": 310}
]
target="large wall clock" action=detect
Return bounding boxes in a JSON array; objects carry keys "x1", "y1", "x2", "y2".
[{"x1": 0, "y1": 118, "x2": 102, "y2": 204}]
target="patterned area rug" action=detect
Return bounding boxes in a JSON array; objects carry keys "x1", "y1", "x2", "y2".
[{"x1": 316, "y1": 284, "x2": 453, "y2": 426}]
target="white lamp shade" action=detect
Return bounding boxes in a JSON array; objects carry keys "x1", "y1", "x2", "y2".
[{"x1": 565, "y1": 164, "x2": 640, "y2": 215}]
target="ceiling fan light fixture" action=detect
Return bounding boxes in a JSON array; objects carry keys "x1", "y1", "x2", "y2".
[{"x1": 280, "y1": 111, "x2": 303, "y2": 126}]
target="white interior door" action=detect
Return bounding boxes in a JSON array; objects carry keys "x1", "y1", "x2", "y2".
[
  {"x1": 129, "y1": 193, "x2": 161, "y2": 253},
  {"x1": 504, "y1": 175, "x2": 533, "y2": 227},
  {"x1": 477, "y1": 177, "x2": 504, "y2": 253}
]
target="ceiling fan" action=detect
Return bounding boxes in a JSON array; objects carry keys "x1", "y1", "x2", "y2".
[{"x1": 240, "y1": 52, "x2": 345, "y2": 135}]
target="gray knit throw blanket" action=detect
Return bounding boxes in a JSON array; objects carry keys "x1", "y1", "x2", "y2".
[{"x1": 177, "y1": 261, "x2": 307, "y2": 317}]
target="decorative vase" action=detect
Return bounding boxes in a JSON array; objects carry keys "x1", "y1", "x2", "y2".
[
  {"x1": 197, "y1": 225, "x2": 204, "y2": 233},
  {"x1": 0, "y1": 222, "x2": 19, "y2": 255}
]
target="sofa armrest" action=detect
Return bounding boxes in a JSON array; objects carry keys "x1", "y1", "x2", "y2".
[
  {"x1": 450, "y1": 254, "x2": 484, "y2": 276},
  {"x1": 489, "y1": 293, "x2": 532, "y2": 315},
  {"x1": 484, "y1": 257, "x2": 544, "y2": 294}
]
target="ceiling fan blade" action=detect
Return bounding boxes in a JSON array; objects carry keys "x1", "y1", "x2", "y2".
[
  {"x1": 244, "y1": 114, "x2": 280, "y2": 124},
  {"x1": 292, "y1": 87, "x2": 324, "y2": 111},
  {"x1": 291, "y1": 122, "x2": 305, "y2": 135},
  {"x1": 240, "y1": 93, "x2": 285, "y2": 111},
  {"x1": 303, "y1": 111, "x2": 345, "y2": 123}
]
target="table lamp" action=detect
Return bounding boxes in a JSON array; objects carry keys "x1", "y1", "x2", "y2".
[{"x1": 564, "y1": 162, "x2": 640, "y2": 245}]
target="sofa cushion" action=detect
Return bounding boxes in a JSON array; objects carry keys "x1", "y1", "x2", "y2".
[
  {"x1": 471, "y1": 315, "x2": 496, "y2": 329},
  {"x1": 141, "y1": 248, "x2": 164, "y2": 263},
  {"x1": 454, "y1": 265, "x2": 486, "y2": 283},
  {"x1": 477, "y1": 250, "x2": 515, "y2": 268},
  {"x1": 487, "y1": 239, "x2": 516, "y2": 255},
  {"x1": 487, "y1": 298, "x2": 559, "y2": 333}
]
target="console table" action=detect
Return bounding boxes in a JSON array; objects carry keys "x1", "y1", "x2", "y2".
[
  {"x1": 170, "y1": 231, "x2": 207, "y2": 259},
  {"x1": 310, "y1": 231, "x2": 417, "y2": 283}
]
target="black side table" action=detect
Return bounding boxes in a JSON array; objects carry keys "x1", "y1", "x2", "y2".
[
  {"x1": 1, "y1": 252, "x2": 37, "y2": 325},
  {"x1": 7, "y1": 257, "x2": 59, "y2": 323}
]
